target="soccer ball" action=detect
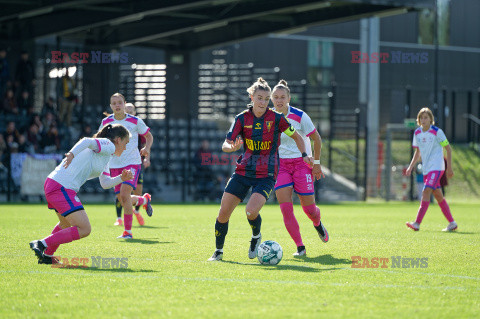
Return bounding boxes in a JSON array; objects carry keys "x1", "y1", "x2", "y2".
[{"x1": 256, "y1": 240, "x2": 283, "y2": 265}]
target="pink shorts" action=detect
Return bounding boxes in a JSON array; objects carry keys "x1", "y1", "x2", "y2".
[
  {"x1": 110, "y1": 164, "x2": 141, "y2": 194},
  {"x1": 44, "y1": 178, "x2": 84, "y2": 217},
  {"x1": 423, "y1": 170, "x2": 444, "y2": 190},
  {"x1": 274, "y1": 158, "x2": 314, "y2": 195}
]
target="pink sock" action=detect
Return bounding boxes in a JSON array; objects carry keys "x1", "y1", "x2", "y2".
[
  {"x1": 302, "y1": 204, "x2": 321, "y2": 227},
  {"x1": 132, "y1": 196, "x2": 145, "y2": 207},
  {"x1": 280, "y1": 202, "x2": 303, "y2": 247},
  {"x1": 43, "y1": 226, "x2": 80, "y2": 249},
  {"x1": 44, "y1": 224, "x2": 63, "y2": 256},
  {"x1": 124, "y1": 214, "x2": 133, "y2": 232},
  {"x1": 439, "y1": 199, "x2": 454, "y2": 223},
  {"x1": 415, "y1": 200, "x2": 430, "y2": 224}
]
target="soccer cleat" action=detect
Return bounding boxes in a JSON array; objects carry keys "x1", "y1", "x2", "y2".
[
  {"x1": 293, "y1": 246, "x2": 306, "y2": 257},
  {"x1": 39, "y1": 254, "x2": 62, "y2": 265},
  {"x1": 207, "y1": 250, "x2": 223, "y2": 261},
  {"x1": 248, "y1": 233, "x2": 261, "y2": 259},
  {"x1": 315, "y1": 221, "x2": 329, "y2": 242},
  {"x1": 117, "y1": 231, "x2": 133, "y2": 239},
  {"x1": 143, "y1": 193, "x2": 153, "y2": 217},
  {"x1": 442, "y1": 221, "x2": 458, "y2": 232},
  {"x1": 29, "y1": 240, "x2": 46, "y2": 261},
  {"x1": 134, "y1": 211, "x2": 145, "y2": 226},
  {"x1": 406, "y1": 221, "x2": 420, "y2": 231},
  {"x1": 114, "y1": 218, "x2": 123, "y2": 226}
]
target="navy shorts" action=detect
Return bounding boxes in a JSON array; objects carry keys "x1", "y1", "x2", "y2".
[
  {"x1": 137, "y1": 170, "x2": 144, "y2": 185},
  {"x1": 224, "y1": 173, "x2": 275, "y2": 201}
]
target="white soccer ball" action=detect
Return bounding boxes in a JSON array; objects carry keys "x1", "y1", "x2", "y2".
[{"x1": 256, "y1": 240, "x2": 283, "y2": 265}]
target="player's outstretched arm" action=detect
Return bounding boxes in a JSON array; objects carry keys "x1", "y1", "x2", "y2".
[
  {"x1": 222, "y1": 137, "x2": 243, "y2": 153},
  {"x1": 140, "y1": 131, "x2": 153, "y2": 158},
  {"x1": 444, "y1": 144, "x2": 454, "y2": 178},
  {"x1": 405, "y1": 148, "x2": 421, "y2": 176},
  {"x1": 99, "y1": 169, "x2": 133, "y2": 189},
  {"x1": 309, "y1": 131, "x2": 325, "y2": 180},
  {"x1": 290, "y1": 131, "x2": 313, "y2": 166}
]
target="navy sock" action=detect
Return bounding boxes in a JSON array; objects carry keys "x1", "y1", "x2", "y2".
[
  {"x1": 115, "y1": 198, "x2": 122, "y2": 218},
  {"x1": 215, "y1": 219, "x2": 229, "y2": 250},
  {"x1": 248, "y1": 214, "x2": 262, "y2": 236}
]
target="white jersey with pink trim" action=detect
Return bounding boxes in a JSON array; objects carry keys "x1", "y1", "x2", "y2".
[
  {"x1": 277, "y1": 105, "x2": 317, "y2": 159},
  {"x1": 48, "y1": 138, "x2": 115, "y2": 192},
  {"x1": 412, "y1": 125, "x2": 449, "y2": 174},
  {"x1": 99, "y1": 114, "x2": 150, "y2": 168}
]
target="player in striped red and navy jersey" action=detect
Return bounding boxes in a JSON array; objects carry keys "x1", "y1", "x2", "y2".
[{"x1": 208, "y1": 77, "x2": 313, "y2": 261}]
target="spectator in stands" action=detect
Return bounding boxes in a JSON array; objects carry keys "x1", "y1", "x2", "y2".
[
  {"x1": 42, "y1": 124, "x2": 61, "y2": 153},
  {"x1": 3, "y1": 121, "x2": 21, "y2": 150},
  {"x1": 17, "y1": 134, "x2": 32, "y2": 153},
  {"x1": 41, "y1": 96, "x2": 57, "y2": 118},
  {"x1": 31, "y1": 114, "x2": 45, "y2": 135},
  {"x1": 17, "y1": 90, "x2": 32, "y2": 116},
  {"x1": 15, "y1": 51, "x2": 35, "y2": 99},
  {"x1": 42, "y1": 111, "x2": 57, "y2": 131},
  {"x1": 0, "y1": 48, "x2": 11, "y2": 97},
  {"x1": 0, "y1": 134, "x2": 6, "y2": 164},
  {"x1": 3, "y1": 88, "x2": 19, "y2": 115},
  {"x1": 26, "y1": 123, "x2": 42, "y2": 153},
  {"x1": 58, "y1": 68, "x2": 76, "y2": 127},
  {"x1": 79, "y1": 124, "x2": 92, "y2": 139},
  {"x1": 192, "y1": 139, "x2": 217, "y2": 201}
]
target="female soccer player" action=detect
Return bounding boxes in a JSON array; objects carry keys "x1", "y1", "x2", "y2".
[
  {"x1": 113, "y1": 102, "x2": 151, "y2": 227},
  {"x1": 208, "y1": 77, "x2": 313, "y2": 261},
  {"x1": 29, "y1": 124, "x2": 132, "y2": 264},
  {"x1": 271, "y1": 80, "x2": 328, "y2": 257},
  {"x1": 405, "y1": 107, "x2": 457, "y2": 232},
  {"x1": 99, "y1": 93, "x2": 154, "y2": 239}
]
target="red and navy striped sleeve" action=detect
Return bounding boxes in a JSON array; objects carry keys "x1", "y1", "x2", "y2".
[{"x1": 226, "y1": 113, "x2": 244, "y2": 141}]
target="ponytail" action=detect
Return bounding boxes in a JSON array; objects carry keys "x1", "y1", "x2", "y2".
[
  {"x1": 246, "y1": 77, "x2": 271, "y2": 96},
  {"x1": 94, "y1": 124, "x2": 130, "y2": 142},
  {"x1": 273, "y1": 79, "x2": 290, "y2": 96}
]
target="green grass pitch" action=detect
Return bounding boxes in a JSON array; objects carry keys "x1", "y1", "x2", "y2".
[{"x1": 1, "y1": 202, "x2": 479, "y2": 318}]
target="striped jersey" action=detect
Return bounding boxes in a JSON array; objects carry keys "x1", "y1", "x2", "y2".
[
  {"x1": 412, "y1": 125, "x2": 449, "y2": 174},
  {"x1": 226, "y1": 107, "x2": 294, "y2": 178},
  {"x1": 277, "y1": 105, "x2": 317, "y2": 159},
  {"x1": 99, "y1": 113, "x2": 150, "y2": 168}
]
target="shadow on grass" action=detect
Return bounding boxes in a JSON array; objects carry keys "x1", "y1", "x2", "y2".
[
  {"x1": 290, "y1": 254, "x2": 352, "y2": 266},
  {"x1": 72, "y1": 267, "x2": 158, "y2": 274},
  {"x1": 118, "y1": 238, "x2": 173, "y2": 245},
  {"x1": 132, "y1": 225, "x2": 167, "y2": 229},
  {"x1": 219, "y1": 260, "x2": 341, "y2": 273},
  {"x1": 419, "y1": 230, "x2": 477, "y2": 235}
]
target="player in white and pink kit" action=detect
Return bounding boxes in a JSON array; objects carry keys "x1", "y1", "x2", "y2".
[
  {"x1": 29, "y1": 124, "x2": 132, "y2": 264},
  {"x1": 405, "y1": 107, "x2": 457, "y2": 232},
  {"x1": 99, "y1": 93, "x2": 154, "y2": 239},
  {"x1": 272, "y1": 80, "x2": 329, "y2": 257}
]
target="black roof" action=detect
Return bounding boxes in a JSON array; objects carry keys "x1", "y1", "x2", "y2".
[{"x1": 0, "y1": 0, "x2": 433, "y2": 50}]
